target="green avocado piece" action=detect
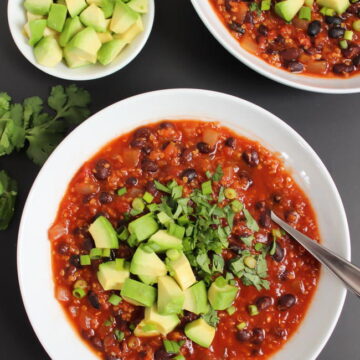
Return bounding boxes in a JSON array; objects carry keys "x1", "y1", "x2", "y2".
[
  {"x1": 275, "y1": 0, "x2": 304, "y2": 21},
  {"x1": 208, "y1": 276, "x2": 239, "y2": 311},
  {"x1": 121, "y1": 278, "x2": 156, "y2": 307},
  {"x1": 157, "y1": 276, "x2": 184, "y2": 315},
  {"x1": 110, "y1": 0, "x2": 140, "y2": 34},
  {"x1": 87, "y1": 0, "x2": 115, "y2": 18},
  {"x1": 183, "y1": 281, "x2": 210, "y2": 315},
  {"x1": 34, "y1": 36, "x2": 63, "y2": 67},
  {"x1": 128, "y1": 213, "x2": 159, "y2": 242},
  {"x1": 134, "y1": 320, "x2": 161, "y2": 337},
  {"x1": 65, "y1": 0, "x2": 87, "y2": 17},
  {"x1": 148, "y1": 230, "x2": 183, "y2": 253},
  {"x1": 97, "y1": 31, "x2": 113, "y2": 43},
  {"x1": 316, "y1": 0, "x2": 350, "y2": 13},
  {"x1": 24, "y1": 0, "x2": 53, "y2": 16},
  {"x1": 26, "y1": 11, "x2": 44, "y2": 21},
  {"x1": 138, "y1": 274, "x2": 157, "y2": 285},
  {"x1": 47, "y1": 3, "x2": 67, "y2": 32},
  {"x1": 88, "y1": 215, "x2": 119, "y2": 249},
  {"x1": 97, "y1": 259, "x2": 130, "y2": 290},
  {"x1": 113, "y1": 16, "x2": 143, "y2": 44},
  {"x1": 144, "y1": 305, "x2": 180, "y2": 335},
  {"x1": 59, "y1": 16, "x2": 83, "y2": 47},
  {"x1": 80, "y1": 4, "x2": 107, "y2": 32},
  {"x1": 28, "y1": 19, "x2": 47, "y2": 46},
  {"x1": 127, "y1": 0, "x2": 148, "y2": 13},
  {"x1": 184, "y1": 318, "x2": 216, "y2": 348},
  {"x1": 63, "y1": 46, "x2": 91, "y2": 67},
  {"x1": 167, "y1": 251, "x2": 196, "y2": 290},
  {"x1": 97, "y1": 39, "x2": 127, "y2": 65}
]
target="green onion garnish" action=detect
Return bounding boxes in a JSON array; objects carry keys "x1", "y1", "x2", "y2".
[
  {"x1": 117, "y1": 187, "x2": 127, "y2": 196},
  {"x1": 102, "y1": 248, "x2": 111, "y2": 258},
  {"x1": 299, "y1": 6, "x2": 311, "y2": 20},
  {"x1": 132, "y1": 198, "x2": 145, "y2": 212},
  {"x1": 344, "y1": 30, "x2": 354, "y2": 41},
  {"x1": 353, "y1": 20, "x2": 360, "y2": 32},
  {"x1": 248, "y1": 304, "x2": 259, "y2": 316},
  {"x1": 143, "y1": 191, "x2": 154, "y2": 203},
  {"x1": 224, "y1": 188, "x2": 237, "y2": 199},
  {"x1": 261, "y1": 0, "x2": 271, "y2": 10},
  {"x1": 90, "y1": 248, "x2": 103, "y2": 259},
  {"x1": 237, "y1": 322, "x2": 247, "y2": 330},
  {"x1": 226, "y1": 306, "x2": 236, "y2": 315},
  {"x1": 80, "y1": 255, "x2": 91, "y2": 266},
  {"x1": 163, "y1": 339, "x2": 183, "y2": 354},
  {"x1": 201, "y1": 180, "x2": 212, "y2": 195},
  {"x1": 115, "y1": 329, "x2": 125, "y2": 341},
  {"x1": 339, "y1": 40, "x2": 348, "y2": 49},
  {"x1": 108, "y1": 294, "x2": 122, "y2": 306},
  {"x1": 73, "y1": 288, "x2": 86, "y2": 299}
]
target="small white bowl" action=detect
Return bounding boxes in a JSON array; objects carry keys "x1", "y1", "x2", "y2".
[
  {"x1": 191, "y1": 0, "x2": 360, "y2": 94},
  {"x1": 8, "y1": 0, "x2": 155, "y2": 81},
  {"x1": 18, "y1": 89, "x2": 350, "y2": 359}
]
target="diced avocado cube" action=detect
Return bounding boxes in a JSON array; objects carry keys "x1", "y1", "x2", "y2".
[
  {"x1": 34, "y1": 36, "x2": 63, "y2": 67},
  {"x1": 157, "y1": 276, "x2": 184, "y2": 315},
  {"x1": 144, "y1": 305, "x2": 180, "y2": 335},
  {"x1": 59, "y1": 16, "x2": 83, "y2": 47},
  {"x1": 28, "y1": 19, "x2": 47, "y2": 46},
  {"x1": 47, "y1": 3, "x2": 68, "y2": 32},
  {"x1": 97, "y1": 39, "x2": 127, "y2": 65},
  {"x1": 138, "y1": 274, "x2": 157, "y2": 285},
  {"x1": 87, "y1": 0, "x2": 115, "y2": 18},
  {"x1": 148, "y1": 230, "x2": 183, "y2": 253},
  {"x1": 65, "y1": 0, "x2": 87, "y2": 17},
  {"x1": 156, "y1": 211, "x2": 173, "y2": 226},
  {"x1": 167, "y1": 251, "x2": 196, "y2": 290},
  {"x1": 184, "y1": 318, "x2": 216, "y2": 348},
  {"x1": 275, "y1": 0, "x2": 304, "y2": 21},
  {"x1": 110, "y1": 1, "x2": 140, "y2": 34},
  {"x1": 316, "y1": 0, "x2": 350, "y2": 14},
  {"x1": 128, "y1": 213, "x2": 159, "y2": 242},
  {"x1": 97, "y1": 259, "x2": 130, "y2": 290},
  {"x1": 127, "y1": 0, "x2": 148, "y2": 13},
  {"x1": 130, "y1": 246, "x2": 167, "y2": 281},
  {"x1": 134, "y1": 320, "x2": 161, "y2": 337},
  {"x1": 80, "y1": 4, "x2": 107, "y2": 32},
  {"x1": 65, "y1": 26, "x2": 102, "y2": 63},
  {"x1": 89, "y1": 215, "x2": 119, "y2": 249},
  {"x1": 27, "y1": 11, "x2": 44, "y2": 21},
  {"x1": 114, "y1": 16, "x2": 143, "y2": 44},
  {"x1": 97, "y1": 31, "x2": 113, "y2": 43},
  {"x1": 44, "y1": 26, "x2": 58, "y2": 36},
  {"x1": 64, "y1": 46, "x2": 91, "y2": 67},
  {"x1": 24, "y1": 0, "x2": 53, "y2": 16},
  {"x1": 183, "y1": 281, "x2": 210, "y2": 315},
  {"x1": 208, "y1": 277, "x2": 239, "y2": 311},
  {"x1": 121, "y1": 278, "x2": 156, "y2": 307}
]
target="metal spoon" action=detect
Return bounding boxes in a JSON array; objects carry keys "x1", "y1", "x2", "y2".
[{"x1": 271, "y1": 211, "x2": 360, "y2": 297}]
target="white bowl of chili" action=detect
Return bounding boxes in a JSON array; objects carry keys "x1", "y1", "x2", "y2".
[
  {"x1": 191, "y1": 0, "x2": 360, "y2": 94},
  {"x1": 18, "y1": 89, "x2": 350, "y2": 360}
]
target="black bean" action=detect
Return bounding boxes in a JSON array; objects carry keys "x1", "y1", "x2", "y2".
[
  {"x1": 280, "y1": 48, "x2": 300, "y2": 62},
  {"x1": 242, "y1": 149, "x2": 259, "y2": 167},
  {"x1": 255, "y1": 201, "x2": 266, "y2": 211},
  {"x1": 93, "y1": 159, "x2": 111, "y2": 181},
  {"x1": 159, "y1": 122, "x2": 175, "y2": 129},
  {"x1": 82, "y1": 236, "x2": 94, "y2": 252},
  {"x1": 88, "y1": 291, "x2": 101, "y2": 309},
  {"x1": 272, "y1": 242, "x2": 285, "y2": 262},
  {"x1": 259, "y1": 210, "x2": 271, "y2": 228},
  {"x1": 57, "y1": 242, "x2": 69, "y2": 255},
  {"x1": 244, "y1": 11, "x2": 254, "y2": 24},
  {"x1": 274, "y1": 35, "x2": 285, "y2": 44},
  {"x1": 252, "y1": 328, "x2": 265, "y2": 344},
  {"x1": 258, "y1": 24, "x2": 268, "y2": 36},
  {"x1": 180, "y1": 168, "x2": 197, "y2": 182},
  {"x1": 278, "y1": 294, "x2": 297, "y2": 310},
  {"x1": 307, "y1": 20, "x2": 321, "y2": 36},
  {"x1": 256, "y1": 296, "x2": 273, "y2": 311},
  {"x1": 342, "y1": 44, "x2": 360, "y2": 59},
  {"x1": 130, "y1": 137, "x2": 148, "y2": 150},
  {"x1": 82, "y1": 329, "x2": 95, "y2": 340},
  {"x1": 236, "y1": 329, "x2": 252, "y2": 342},
  {"x1": 273, "y1": 327, "x2": 288, "y2": 339},
  {"x1": 182, "y1": 310, "x2": 199, "y2": 323},
  {"x1": 329, "y1": 27, "x2": 345, "y2": 38},
  {"x1": 325, "y1": 16, "x2": 342, "y2": 25},
  {"x1": 252, "y1": 348, "x2": 264, "y2": 356},
  {"x1": 99, "y1": 192, "x2": 113, "y2": 204},
  {"x1": 229, "y1": 21, "x2": 245, "y2": 35},
  {"x1": 126, "y1": 177, "x2": 138, "y2": 186},
  {"x1": 333, "y1": 63, "x2": 355, "y2": 73},
  {"x1": 197, "y1": 142, "x2": 212, "y2": 154},
  {"x1": 288, "y1": 61, "x2": 304, "y2": 73},
  {"x1": 69, "y1": 254, "x2": 81, "y2": 268},
  {"x1": 145, "y1": 181, "x2": 158, "y2": 195},
  {"x1": 353, "y1": 55, "x2": 360, "y2": 67},
  {"x1": 142, "y1": 145, "x2": 152, "y2": 155},
  {"x1": 273, "y1": 193, "x2": 282, "y2": 203},
  {"x1": 286, "y1": 210, "x2": 300, "y2": 224},
  {"x1": 141, "y1": 158, "x2": 158, "y2": 172},
  {"x1": 134, "y1": 127, "x2": 151, "y2": 139},
  {"x1": 154, "y1": 349, "x2": 173, "y2": 360},
  {"x1": 91, "y1": 336, "x2": 103, "y2": 350},
  {"x1": 238, "y1": 171, "x2": 253, "y2": 190},
  {"x1": 225, "y1": 137, "x2": 236, "y2": 148}
]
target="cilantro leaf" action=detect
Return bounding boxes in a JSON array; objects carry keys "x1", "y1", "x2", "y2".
[
  {"x1": 212, "y1": 165, "x2": 223, "y2": 182},
  {"x1": 212, "y1": 254, "x2": 225, "y2": 273},
  {"x1": 0, "y1": 170, "x2": 17, "y2": 230},
  {"x1": 202, "y1": 308, "x2": 220, "y2": 327},
  {"x1": 243, "y1": 208, "x2": 259, "y2": 232},
  {"x1": 196, "y1": 253, "x2": 211, "y2": 274}
]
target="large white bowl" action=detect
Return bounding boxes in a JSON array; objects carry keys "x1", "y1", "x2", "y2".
[
  {"x1": 8, "y1": 0, "x2": 155, "y2": 81},
  {"x1": 18, "y1": 89, "x2": 350, "y2": 359},
  {"x1": 191, "y1": 0, "x2": 360, "y2": 94}
]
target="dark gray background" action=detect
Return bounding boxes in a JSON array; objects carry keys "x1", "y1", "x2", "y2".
[{"x1": 1, "y1": 0, "x2": 359, "y2": 359}]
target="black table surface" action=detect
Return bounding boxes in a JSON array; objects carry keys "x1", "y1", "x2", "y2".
[{"x1": 1, "y1": 0, "x2": 360, "y2": 359}]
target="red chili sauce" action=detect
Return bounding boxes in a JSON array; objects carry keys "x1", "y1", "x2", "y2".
[
  {"x1": 210, "y1": 0, "x2": 360, "y2": 77},
  {"x1": 50, "y1": 120, "x2": 320, "y2": 360}
]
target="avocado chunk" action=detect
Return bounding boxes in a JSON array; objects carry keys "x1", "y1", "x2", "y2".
[
  {"x1": 65, "y1": 26, "x2": 102, "y2": 63},
  {"x1": 65, "y1": 0, "x2": 87, "y2": 17},
  {"x1": 138, "y1": 274, "x2": 157, "y2": 285},
  {"x1": 28, "y1": 19, "x2": 47, "y2": 46},
  {"x1": 59, "y1": 16, "x2": 83, "y2": 47},
  {"x1": 167, "y1": 251, "x2": 196, "y2": 290},
  {"x1": 34, "y1": 36, "x2": 62, "y2": 67},
  {"x1": 27, "y1": 11, "x2": 44, "y2": 21},
  {"x1": 121, "y1": 278, "x2": 156, "y2": 307},
  {"x1": 127, "y1": 0, "x2": 148, "y2": 13},
  {"x1": 47, "y1": 3, "x2": 68, "y2": 32},
  {"x1": 148, "y1": 230, "x2": 183, "y2": 253},
  {"x1": 157, "y1": 276, "x2": 185, "y2": 315},
  {"x1": 183, "y1": 281, "x2": 210, "y2": 315},
  {"x1": 130, "y1": 246, "x2": 167, "y2": 282},
  {"x1": 87, "y1": 0, "x2": 115, "y2": 18},
  {"x1": 24, "y1": 0, "x2": 53, "y2": 16},
  {"x1": 208, "y1": 276, "x2": 238, "y2": 310},
  {"x1": 134, "y1": 320, "x2": 161, "y2": 337},
  {"x1": 97, "y1": 259, "x2": 130, "y2": 290},
  {"x1": 275, "y1": 0, "x2": 304, "y2": 21},
  {"x1": 316, "y1": 0, "x2": 350, "y2": 14},
  {"x1": 64, "y1": 46, "x2": 91, "y2": 67},
  {"x1": 114, "y1": 16, "x2": 143, "y2": 44},
  {"x1": 128, "y1": 213, "x2": 159, "y2": 242},
  {"x1": 144, "y1": 305, "x2": 180, "y2": 335},
  {"x1": 97, "y1": 39, "x2": 127, "y2": 65},
  {"x1": 80, "y1": 4, "x2": 107, "y2": 32},
  {"x1": 184, "y1": 318, "x2": 216, "y2": 348},
  {"x1": 97, "y1": 31, "x2": 113, "y2": 43},
  {"x1": 88, "y1": 215, "x2": 119, "y2": 249},
  {"x1": 110, "y1": 1, "x2": 140, "y2": 34}
]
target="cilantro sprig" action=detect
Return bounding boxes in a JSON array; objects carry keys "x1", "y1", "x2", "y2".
[{"x1": 0, "y1": 170, "x2": 17, "y2": 230}]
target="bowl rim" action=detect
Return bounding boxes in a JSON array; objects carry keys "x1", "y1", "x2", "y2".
[
  {"x1": 7, "y1": 0, "x2": 155, "y2": 81},
  {"x1": 191, "y1": 0, "x2": 360, "y2": 94},
  {"x1": 17, "y1": 88, "x2": 351, "y2": 360}
]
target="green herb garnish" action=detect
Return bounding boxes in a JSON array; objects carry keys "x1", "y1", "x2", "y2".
[{"x1": 0, "y1": 170, "x2": 17, "y2": 230}]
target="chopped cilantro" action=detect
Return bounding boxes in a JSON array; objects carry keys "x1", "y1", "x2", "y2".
[
  {"x1": 241, "y1": 235, "x2": 254, "y2": 247},
  {"x1": 212, "y1": 165, "x2": 224, "y2": 182},
  {"x1": 202, "y1": 307, "x2": 220, "y2": 327},
  {"x1": 114, "y1": 330, "x2": 124, "y2": 341},
  {"x1": 243, "y1": 208, "x2": 259, "y2": 232},
  {"x1": 212, "y1": 254, "x2": 225, "y2": 273},
  {"x1": 154, "y1": 180, "x2": 171, "y2": 193},
  {"x1": 0, "y1": 170, "x2": 17, "y2": 230},
  {"x1": 163, "y1": 340, "x2": 183, "y2": 354}
]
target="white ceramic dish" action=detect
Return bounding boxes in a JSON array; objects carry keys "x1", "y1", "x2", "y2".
[
  {"x1": 8, "y1": 0, "x2": 155, "y2": 81},
  {"x1": 18, "y1": 89, "x2": 350, "y2": 360},
  {"x1": 191, "y1": 0, "x2": 360, "y2": 94}
]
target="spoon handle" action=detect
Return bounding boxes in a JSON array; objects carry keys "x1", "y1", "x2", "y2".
[{"x1": 271, "y1": 211, "x2": 360, "y2": 297}]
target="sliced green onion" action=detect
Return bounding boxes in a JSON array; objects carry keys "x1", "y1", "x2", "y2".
[
  {"x1": 118, "y1": 227, "x2": 129, "y2": 241},
  {"x1": 320, "y1": 7, "x2": 335, "y2": 15},
  {"x1": 231, "y1": 199, "x2": 243, "y2": 212},
  {"x1": 201, "y1": 180, "x2": 212, "y2": 195},
  {"x1": 102, "y1": 248, "x2": 111, "y2": 258},
  {"x1": 163, "y1": 339, "x2": 182, "y2": 354},
  {"x1": 344, "y1": 30, "x2": 354, "y2": 40},
  {"x1": 115, "y1": 329, "x2": 125, "y2": 341},
  {"x1": 244, "y1": 256, "x2": 257, "y2": 269},
  {"x1": 226, "y1": 306, "x2": 236, "y2": 315},
  {"x1": 254, "y1": 242, "x2": 264, "y2": 251},
  {"x1": 80, "y1": 255, "x2": 91, "y2": 266},
  {"x1": 174, "y1": 356, "x2": 185, "y2": 360},
  {"x1": 108, "y1": 294, "x2": 122, "y2": 306},
  {"x1": 117, "y1": 187, "x2": 127, "y2": 196},
  {"x1": 142, "y1": 191, "x2": 154, "y2": 203},
  {"x1": 269, "y1": 240, "x2": 277, "y2": 255},
  {"x1": 73, "y1": 287, "x2": 86, "y2": 299},
  {"x1": 132, "y1": 198, "x2": 145, "y2": 212},
  {"x1": 90, "y1": 248, "x2": 103, "y2": 259},
  {"x1": 237, "y1": 322, "x2": 247, "y2": 330},
  {"x1": 224, "y1": 188, "x2": 237, "y2": 199},
  {"x1": 248, "y1": 304, "x2": 259, "y2": 316},
  {"x1": 353, "y1": 20, "x2": 360, "y2": 32},
  {"x1": 261, "y1": 0, "x2": 271, "y2": 10},
  {"x1": 272, "y1": 228, "x2": 282, "y2": 238},
  {"x1": 339, "y1": 39, "x2": 348, "y2": 49},
  {"x1": 74, "y1": 279, "x2": 88, "y2": 289},
  {"x1": 299, "y1": 6, "x2": 311, "y2": 20}
]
